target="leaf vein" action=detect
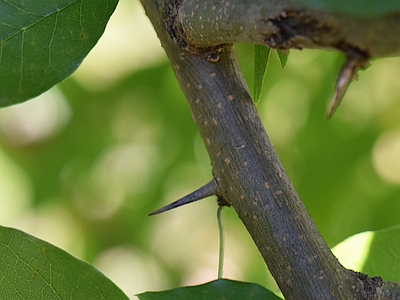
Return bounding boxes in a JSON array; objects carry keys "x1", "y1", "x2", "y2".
[{"x1": 1, "y1": 0, "x2": 78, "y2": 44}]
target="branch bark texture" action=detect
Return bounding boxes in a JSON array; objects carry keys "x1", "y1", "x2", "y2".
[
  {"x1": 171, "y1": 0, "x2": 400, "y2": 58},
  {"x1": 140, "y1": 0, "x2": 400, "y2": 298}
]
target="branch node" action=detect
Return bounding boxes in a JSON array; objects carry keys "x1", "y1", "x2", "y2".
[
  {"x1": 217, "y1": 195, "x2": 231, "y2": 207},
  {"x1": 149, "y1": 179, "x2": 218, "y2": 215},
  {"x1": 163, "y1": 0, "x2": 229, "y2": 61}
]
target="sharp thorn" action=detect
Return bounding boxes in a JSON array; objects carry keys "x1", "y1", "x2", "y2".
[
  {"x1": 149, "y1": 179, "x2": 217, "y2": 215},
  {"x1": 328, "y1": 58, "x2": 357, "y2": 118},
  {"x1": 328, "y1": 51, "x2": 370, "y2": 118}
]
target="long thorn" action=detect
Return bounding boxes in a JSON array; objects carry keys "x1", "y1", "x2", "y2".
[
  {"x1": 328, "y1": 50, "x2": 370, "y2": 118},
  {"x1": 149, "y1": 179, "x2": 217, "y2": 215}
]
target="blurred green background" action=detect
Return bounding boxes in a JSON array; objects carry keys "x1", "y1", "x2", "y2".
[{"x1": 0, "y1": 0, "x2": 399, "y2": 298}]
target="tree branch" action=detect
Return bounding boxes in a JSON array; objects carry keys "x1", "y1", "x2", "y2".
[
  {"x1": 170, "y1": 0, "x2": 400, "y2": 58},
  {"x1": 140, "y1": 0, "x2": 400, "y2": 298}
]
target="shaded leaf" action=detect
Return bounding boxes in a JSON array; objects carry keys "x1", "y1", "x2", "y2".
[
  {"x1": 253, "y1": 45, "x2": 271, "y2": 103},
  {"x1": 0, "y1": 0, "x2": 118, "y2": 107},
  {"x1": 276, "y1": 50, "x2": 289, "y2": 69},
  {"x1": 293, "y1": 0, "x2": 400, "y2": 17},
  {"x1": 0, "y1": 226, "x2": 128, "y2": 299},
  {"x1": 332, "y1": 225, "x2": 400, "y2": 283},
  {"x1": 137, "y1": 279, "x2": 282, "y2": 300}
]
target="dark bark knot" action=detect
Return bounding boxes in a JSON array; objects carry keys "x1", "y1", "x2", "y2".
[
  {"x1": 263, "y1": 9, "x2": 334, "y2": 49},
  {"x1": 164, "y1": 0, "x2": 228, "y2": 62},
  {"x1": 164, "y1": 0, "x2": 187, "y2": 49},
  {"x1": 355, "y1": 273, "x2": 384, "y2": 299}
]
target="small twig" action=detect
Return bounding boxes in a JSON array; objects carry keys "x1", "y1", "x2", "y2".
[{"x1": 149, "y1": 179, "x2": 217, "y2": 215}]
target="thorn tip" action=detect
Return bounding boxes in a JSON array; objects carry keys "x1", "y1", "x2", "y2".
[
  {"x1": 149, "y1": 179, "x2": 217, "y2": 215},
  {"x1": 328, "y1": 50, "x2": 369, "y2": 118}
]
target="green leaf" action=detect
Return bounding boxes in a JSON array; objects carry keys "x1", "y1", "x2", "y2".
[
  {"x1": 332, "y1": 225, "x2": 400, "y2": 282},
  {"x1": 0, "y1": 226, "x2": 129, "y2": 299},
  {"x1": 253, "y1": 45, "x2": 271, "y2": 103},
  {"x1": 276, "y1": 50, "x2": 289, "y2": 69},
  {"x1": 137, "y1": 279, "x2": 282, "y2": 300},
  {"x1": 292, "y1": 0, "x2": 400, "y2": 17},
  {"x1": 0, "y1": 0, "x2": 118, "y2": 107}
]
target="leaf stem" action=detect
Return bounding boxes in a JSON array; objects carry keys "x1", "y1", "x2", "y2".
[{"x1": 217, "y1": 205, "x2": 225, "y2": 279}]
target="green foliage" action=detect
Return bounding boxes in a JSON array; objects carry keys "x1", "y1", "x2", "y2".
[
  {"x1": 0, "y1": 226, "x2": 128, "y2": 299},
  {"x1": 333, "y1": 226, "x2": 400, "y2": 283},
  {"x1": 253, "y1": 47, "x2": 289, "y2": 103},
  {"x1": 292, "y1": 0, "x2": 400, "y2": 17},
  {"x1": 253, "y1": 45, "x2": 271, "y2": 103},
  {"x1": 0, "y1": 0, "x2": 118, "y2": 106},
  {"x1": 276, "y1": 50, "x2": 289, "y2": 69},
  {"x1": 137, "y1": 279, "x2": 282, "y2": 300}
]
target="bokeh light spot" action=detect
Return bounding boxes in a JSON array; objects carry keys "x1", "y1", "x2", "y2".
[
  {"x1": 0, "y1": 149, "x2": 32, "y2": 224},
  {"x1": 260, "y1": 79, "x2": 309, "y2": 145},
  {"x1": 0, "y1": 87, "x2": 71, "y2": 145},
  {"x1": 94, "y1": 246, "x2": 168, "y2": 298},
  {"x1": 373, "y1": 130, "x2": 400, "y2": 185},
  {"x1": 12, "y1": 204, "x2": 85, "y2": 258},
  {"x1": 73, "y1": 0, "x2": 165, "y2": 89}
]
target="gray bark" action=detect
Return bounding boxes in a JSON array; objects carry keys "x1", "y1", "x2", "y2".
[{"x1": 170, "y1": 0, "x2": 400, "y2": 58}]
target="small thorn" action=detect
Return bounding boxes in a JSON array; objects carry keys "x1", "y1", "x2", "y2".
[
  {"x1": 328, "y1": 50, "x2": 370, "y2": 118},
  {"x1": 149, "y1": 179, "x2": 217, "y2": 215}
]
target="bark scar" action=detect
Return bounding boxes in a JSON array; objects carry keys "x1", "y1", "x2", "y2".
[
  {"x1": 263, "y1": 9, "x2": 335, "y2": 50},
  {"x1": 355, "y1": 272, "x2": 383, "y2": 298}
]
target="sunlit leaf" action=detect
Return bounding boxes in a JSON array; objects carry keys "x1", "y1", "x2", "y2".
[
  {"x1": 276, "y1": 50, "x2": 289, "y2": 69},
  {"x1": 0, "y1": 226, "x2": 128, "y2": 299},
  {"x1": 253, "y1": 45, "x2": 271, "y2": 103},
  {"x1": 0, "y1": 0, "x2": 118, "y2": 107},
  {"x1": 137, "y1": 279, "x2": 282, "y2": 300},
  {"x1": 293, "y1": 0, "x2": 400, "y2": 17},
  {"x1": 332, "y1": 225, "x2": 400, "y2": 282}
]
